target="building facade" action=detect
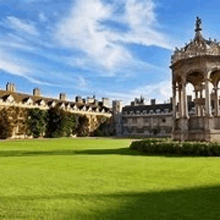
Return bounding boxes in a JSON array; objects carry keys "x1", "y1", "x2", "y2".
[
  {"x1": 116, "y1": 96, "x2": 195, "y2": 137},
  {"x1": 0, "y1": 83, "x2": 112, "y2": 138}
]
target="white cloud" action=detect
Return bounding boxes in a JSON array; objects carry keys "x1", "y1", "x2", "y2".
[
  {"x1": 39, "y1": 12, "x2": 48, "y2": 22},
  {"x1": 56, "y1": 0, "x2": 171, "y2": 72},
  {"x1": 113, "y1": 79, "x2": 196, "y2": 105},
  {"x1": 108, "y1": 0, "x2": 170, "y2": 49},
  {"x1": 77, "y1": 76, "x2": 87, "y2": 88},
  {"x1": 124, "y1": 0, "x2": 156, "y2": 28},
  {"x1": 5, "y1": 16, "x2": 39, "y2": 36},
  {"x1": 102, "y1": 79, "x2": 173, "y2": 105},
  {"x1": 131, "y1": 80, "x2": 172, "y2": 103},
  {"x1": 0, "y1": 50, "x2": 54, "y2": 86},
  {"x1": 56, "y1": 0, "x2": 129, "y2": 71},
  {"x1": 0, "y1": 34, "x2": 35, "y2": 51},
  {"x1": 0, "y1": 57, "x2": 29, "y2": 77},
  {"x1": 22, "y1": 0, "x2": 49, "y2": 3}
]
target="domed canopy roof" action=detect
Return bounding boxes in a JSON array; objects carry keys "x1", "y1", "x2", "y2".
[{"x1": 171, "y1": 17, "x2": 220, "y2": 65}]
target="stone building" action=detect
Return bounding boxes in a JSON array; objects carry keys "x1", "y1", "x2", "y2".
[
  {"x1": 0, "y1": 82, "x2": 112, "y2": 138},
  {"x1": 117, "y1": 96, "x2": 194, "y2": 137},
  {"x1": 171, "y1": 17, "x2": 220, "y2": 142}
]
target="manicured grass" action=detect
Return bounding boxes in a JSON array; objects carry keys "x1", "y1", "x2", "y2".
[{"x1": 0, "y1": 138, "x2": 220, "y2": 219}]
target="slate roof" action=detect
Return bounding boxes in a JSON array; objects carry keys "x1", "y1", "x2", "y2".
[
  {"x1": 123, "y1": 103, "x2": 172, "y2": 114},
  {"x1": 0, "y1": 89, "x2": 111, "y2": 113},
  {"x1": 123, "y1": 101, "x2": 195, "y2": 114}
]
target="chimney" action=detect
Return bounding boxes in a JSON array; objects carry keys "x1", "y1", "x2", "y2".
[
  {"x1": 102, "y1": 97, "x2": 110, "y2": 108},
  {"x1": 87, "y1": 96, "x2": 95, "y2": 104},
  {"x1": 6, "y1": 82, "x2": 16, "y2": 92},
  {"x1": 33, "y1": 88, "x2": 41, "y2": 97},
  {"x1": 151, "y1": 99, "x2": 156, "y2": 105},
  {"x1": 94, "y1": 99, "x2": 98, "y2": 106},
  {"x1": 59, "y1": 93, "x2": 66, "y2": 101},
  {"x1": 76, "y1": 96, "x2": 83, "y2": 103}
]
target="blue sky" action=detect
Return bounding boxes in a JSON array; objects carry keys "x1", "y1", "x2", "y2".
[{"x1": 0, "y1": 0, "x2": 218, "y2": 104}]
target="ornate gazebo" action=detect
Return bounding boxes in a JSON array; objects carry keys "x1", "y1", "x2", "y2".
[{"x1": 171, "y1": 17, "x2": 220, "y2": 142}]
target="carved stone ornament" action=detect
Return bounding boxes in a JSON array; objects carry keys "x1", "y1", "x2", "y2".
[
  {"x1": 171, "y1": 17, "x2": 220, "y2": 65},
  {"x1": 195, "y1": 16, "x2": 202, "y2": 32}
]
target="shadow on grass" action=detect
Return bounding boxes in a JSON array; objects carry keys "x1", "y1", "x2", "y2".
[
  {"x1": 0, "y1": 185, "x2": 220, "y2": 219},
  {"x1": 0, "y1": 148, "x2": 141, "y2": 157},
  {"x1": 0, "y1": 147, "x2": 215, "y2": 157}
]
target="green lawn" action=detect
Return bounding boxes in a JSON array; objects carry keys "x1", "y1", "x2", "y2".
[{"x1": 0, "y1": 138, "x2": 220, "y2": 220}]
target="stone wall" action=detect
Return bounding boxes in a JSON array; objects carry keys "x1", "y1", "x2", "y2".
[{"x1": 121, "y1": 113, "x2": 172, "y2": 137}]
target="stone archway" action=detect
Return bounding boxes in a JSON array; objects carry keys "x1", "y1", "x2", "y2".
[
  {"x1": 186, "y1": 71, "x2": 205, "y2": 116},
  {"x1": 209, "y1": 70, "x2": 220, "y2": 116}
]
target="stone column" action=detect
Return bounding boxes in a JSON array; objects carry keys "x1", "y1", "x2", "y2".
[
  {"x1": 182, "y1": 81, "x2": 188, "y2": 118},
  {"x1": 199, "y1": 88, "x2": 203, "y2": 116},
  {"x1": 172, "y1": 83, "x2": 176, "y2": 119},
  {"x1": 178, "y1": 83, "x2": 182, "y2": 117},
  {"x1": 195, "y1": 89, "x2": 199, "y2": 116},
  {"x1": 179, "y1": 80, "x2": 189, "y2": 141},
  {"x1": 205, "y1": 78, "x2": 211, "y2": 117},
  {"x1": 214, "y1": 86, "x2": 219, "y2": 116}
]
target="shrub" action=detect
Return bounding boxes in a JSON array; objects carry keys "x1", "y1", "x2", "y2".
[{"x1": 130, "y1": 139, "x2": 220, "y2": 156}]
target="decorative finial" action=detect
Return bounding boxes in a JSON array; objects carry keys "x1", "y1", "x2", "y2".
[{"x1": 195, "y1": 16, "x2": 202, "y2": 32}]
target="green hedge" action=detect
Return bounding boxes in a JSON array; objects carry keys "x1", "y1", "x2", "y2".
[{"x1": 130, "y1": 139, "x2": 220, "y2": 156}]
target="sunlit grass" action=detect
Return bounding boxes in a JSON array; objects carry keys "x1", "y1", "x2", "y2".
[{"x1": 0, "y1": 138, "x2": 220, "y2": 219}]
